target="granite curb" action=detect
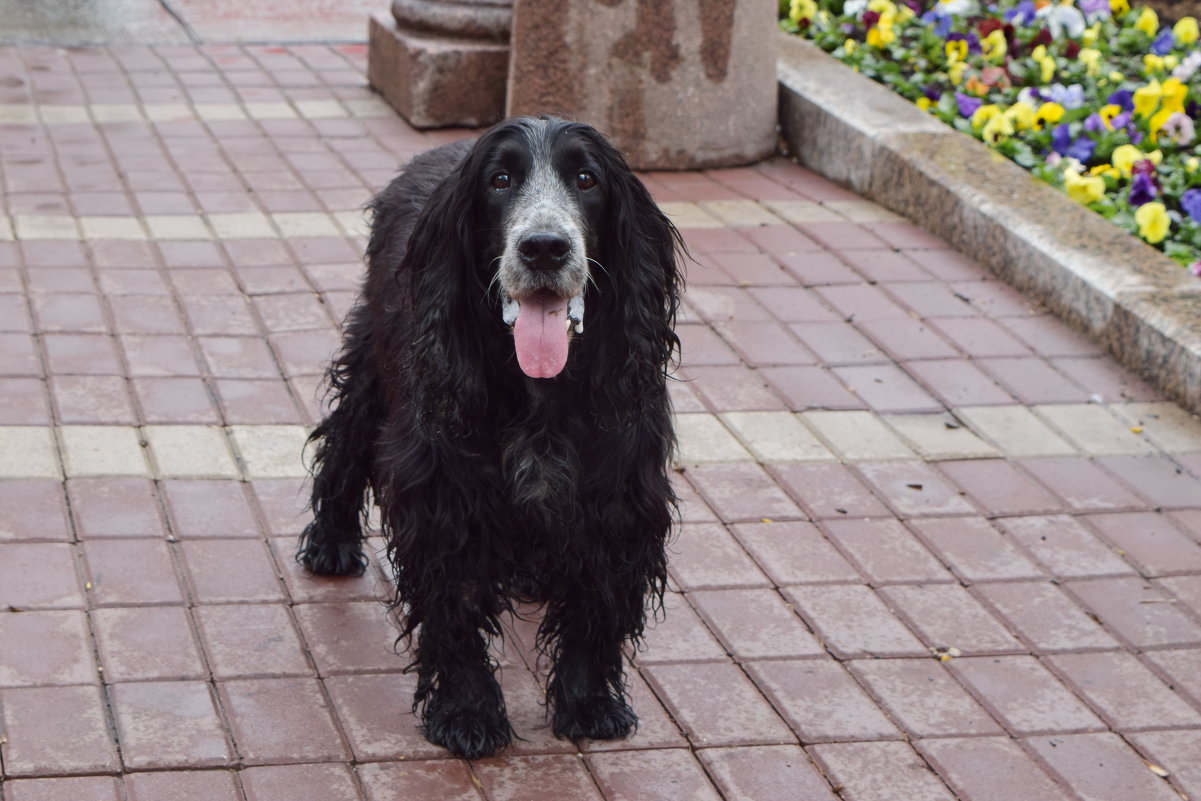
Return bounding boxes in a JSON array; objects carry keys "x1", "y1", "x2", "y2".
[{"x1": 776, "y1": 32, "x2": 1201, "y2": 415}]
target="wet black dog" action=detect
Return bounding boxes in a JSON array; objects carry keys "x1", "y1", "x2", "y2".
[{"x1": 299, "y1": 116, "x2": 683, "y2": 759}]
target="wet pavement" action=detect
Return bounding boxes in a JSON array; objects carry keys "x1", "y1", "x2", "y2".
[{"x1": 0, "y1": 10, "x2": 1200, "y2": 801}]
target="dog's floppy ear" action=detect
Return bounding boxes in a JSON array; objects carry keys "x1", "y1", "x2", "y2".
[
  {"x1": 587, "y1": 141, "x2": 684, "y2": 422},
  {"x1": 399, "y1": 150, "x2": 494, "y2": 436}
]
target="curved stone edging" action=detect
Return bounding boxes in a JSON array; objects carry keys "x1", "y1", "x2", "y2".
[{"x1": 776, "y1": 32, "x2": 1201, "y2": 414}]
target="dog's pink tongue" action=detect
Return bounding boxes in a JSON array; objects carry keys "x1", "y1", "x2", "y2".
[{"x1": 513, "y1": 293, "x2": 570, "y2": 378}]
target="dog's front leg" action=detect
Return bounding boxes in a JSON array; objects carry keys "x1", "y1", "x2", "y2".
[
  {"x1": 409, "y1": 583, "x2": 513, "y2": 760},
  {"x1": 543, "y1": 578, "x2": 642, "y2": 742}
]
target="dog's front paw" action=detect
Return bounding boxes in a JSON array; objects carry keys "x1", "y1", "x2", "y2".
[
  {"x1": 553, "y1": 694, "x2": 638, "y2": 742},
  {"x1": 297, "y1": 522, "x2": 367, "y2": 576},
  {"x1": 423, "y1": 704, "x2": 514, "y2": 760}
]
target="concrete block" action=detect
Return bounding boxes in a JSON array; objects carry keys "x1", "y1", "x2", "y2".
[{"x1": 367, "y1": 12, "x2": 508, "y2": 129}]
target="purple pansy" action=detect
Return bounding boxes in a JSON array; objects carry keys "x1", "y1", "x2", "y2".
[
  {"x1": 921, "y1": 9, "x2": 953, "y2": 36},
  {"x1": 1108, "y1": 89, "x2": 1135, "y2": 111},
  {"x1": 956, "y1": 92, "x2": 984, "y2": 117},
  {"x1": 1005, "y1": 0, "x2": 1037, "y2": 25},
  {"x1": 1051, "y1": 124, "x2": 1096, "y2": 162},
  {"x1": 1129, "y1": 173, "x2": 1158, "y2": 206},
  {"x1": 1180, "y1": 188, "x2": 1201, "y2": 222},
  {"x1": 1152, "y1": 29, "x2": 1175, "y2": 55},
  {"x1": 1050, "y1": 83, "x2": 1086, "y2": 109},
  {"x1": 1084, "y1": 112, "x2": 1107, "y2": 133}
]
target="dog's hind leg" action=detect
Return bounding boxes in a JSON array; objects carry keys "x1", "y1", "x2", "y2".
[{"x1": 298, "y1": 340, "x2": 379, "y2": 576}]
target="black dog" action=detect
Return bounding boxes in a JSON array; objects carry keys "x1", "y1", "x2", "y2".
[{"x1": 299, "y1": 116, "x2": 683, "y2": 759}]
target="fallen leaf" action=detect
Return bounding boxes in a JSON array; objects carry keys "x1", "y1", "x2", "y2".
[
  {"x1": 906, "y1": 483, "x2": 924, "y2": 490},
  {"x1": 761, "y1": 518, "x2": 774, "y2": 524},
  {"x1": 1131, "y1": 426, "x2": 1144, "y2": 434},
  {"x1": 1147, "y1": 762, "x2": 1170, "y2": 779}
]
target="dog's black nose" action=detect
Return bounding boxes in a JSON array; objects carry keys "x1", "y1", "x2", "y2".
[{"x1": 517, "y1": 232, "x2": 571, "y2": 271}]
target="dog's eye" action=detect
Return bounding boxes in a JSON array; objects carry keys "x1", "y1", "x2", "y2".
[
  {"x1": 576, "y1": 171, "x2": 597, "y2": 190},
  {"x1": 491, "y1": 173, "x2": 511, "y2": 191}
]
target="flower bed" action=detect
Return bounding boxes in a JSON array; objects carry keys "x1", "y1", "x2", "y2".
[{"x1": 780, "y1": 0, "x2": 1201, "y2": 273}]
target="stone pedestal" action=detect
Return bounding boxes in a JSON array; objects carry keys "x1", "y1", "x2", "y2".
[
  {"x1": 506, "y1": 0, "x2": 777, "y2": 170},
  {"x1": 367, "y1": 0, "x2": 511, "y2": 129}
]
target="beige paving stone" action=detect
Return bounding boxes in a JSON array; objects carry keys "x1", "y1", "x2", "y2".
[
  {"x1": 207, "y1": 212, "x2": 276, "y2": 240},
  {"x1": 0, "y1": 427, "x2": 62, "y2": 478},
  {"x1": 659, "y1": 202, "x2": 725, "y2": 229},
  {"x1": 0, "y1": 104, "x2": 37, "y2": 123},
  {"x1": 823, "y1": 199, "x2": 905, "y2": 222},
  {"x1": 800, "y1": 410, "x2": 914, "y2": 461},
  {"x1": 144, "y1": 215, "x2": 211, "y2": 240},
  {"x1": 80, "y1": 216, "x2": 147, "y2": 241},
  {"x1": 332, "y1": 210, "x2": 370, "y2": 238},
  {"x1": 13, "y1": 215, "x2": 81, "y2": 240},
  {"x1": 883, "y1": 412, "x2": 1000, "y2": 461},
  {"x1": 954, "y1": 405, "x2": 1078, "y2": 458},
  {"x1": 271, "y1": 212, "x2": 341, "y2": 238},
  {"x1": 194, "y1": 103, "x2": 247, "y2": 121},
  {"x1": 243, "y1": 101, "x2": 298, "y2": 120},
  {"x1": 141, "y1": 103, "x2": 195, "y2": 122},
  {"x1": 719, "y1": 411, "x2": 834, "y2": 462},
  {"x1": 59, "y1": 426, "x2": 149, "y2": 477},
  {"x1": 1033, "y1": 404, "x2": 1158, "y2": 456},
  {"x1": 1109, "y1": 402, "x2": 1201, "y2": 452},
  {"x1": 699, "y1": 200, "x2": 784, "y2": 227},
  {"x1": 90, "y1": 103, "x2": 145, "y2": 122},
  {"x1": 144, "y1": 425, "x2": 241, "y2": 479},
  {"x1": 343, "y1": 97, "x2": 395, "y2": 118},
  {"x1": 293, "y1": 99, "x2": 348, "y2": 119},
  {"x1": 38, "y1": 105, "x2": 91, "y2": 124},
  {"x1": 761, "y1": 200, "x2": 843, "y2": 224},
  {"x1": 228, "y1": 425, "x2": 311, "y2": 479},
  {"x1": 674, "y1": 413, "x2": 753, "y2": 464}
]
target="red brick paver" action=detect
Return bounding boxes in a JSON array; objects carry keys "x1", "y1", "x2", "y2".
[{"x1": 0, "y1": 36, "x2": 1199, "y2": 801}]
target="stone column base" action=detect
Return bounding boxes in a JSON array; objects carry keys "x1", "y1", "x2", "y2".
[
  {"x1": 506, "y1": 0, "x2": 777, "y2": 170},
  {"x1": 367, "y1": 12, "x2": 508, "y2": 129}
]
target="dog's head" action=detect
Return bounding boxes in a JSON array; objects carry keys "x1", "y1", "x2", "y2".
[{"x1": 469, "y1": 117, "x2": 611, "y2": 378}]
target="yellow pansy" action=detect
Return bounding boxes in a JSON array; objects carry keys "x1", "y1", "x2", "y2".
[
  {"x1": 790, "y1": 0, "x2": 818, "y2": 22},
  {"x1": 1145, "y1": 54, "x2": 1166, "y2": 74},
  {"x1": 982, "y1": 114, "x2": 1015, "y2": 144},
  {"x1": 971, "y1": 104, "x2": 1003, "y2": 128},
  {"x1": 1083, "y1": 22, "x2": 1102, "y2": 46},
  {"x1": 896, "y1": 4, "x2": 916, "y2": 22},
  {"x1": 1090, "y1": 163, "x2": 1121, "y2": 179},
  {"x1": 868, "y1": 0, "x2": 897, "y2": 12},
  {"x1": 1135, "y1": 7, "x2": 1159, "y2": 36},
  {"x1": 1135, "y1": 202, "x2": 1170, "y2": 243},
  {"x1": 1150, "y1": 107, "x2": 1175, "y2": 142},
  {"x1": 1034, "y1": 101, "x2": 1066, "y2": 129},
  {"x1": 916, "y1": 96, "x2": 933, "y2": 111},
  {"x1": 1079, "y1": 48, "x2": 1103, "y2": 75},
  {"x1": 867, "y1": 24, "x2": 897, "y2": 47},
  {"x1": 1005, "y1": 101, "x2": 1036, "y2": 130},
  {"x1": 1175, "y1": 16, "x2": 1200, "y2": 44},
  {"x1": 1188, "y1": 156, "x2": 1200, "y2": 172},
  {"x1": 844, "y1": 38, "x2": 859, "y2": 54},
  {"x1": 1162, "y1": 77, "x2": 1188, "y2": 113},
  {"x1": 1133, "y1": 80, "x2": 1163, "y2": 117},
  {"x1": 1099, "y1": 103, "x2": 1123, "y2": 128},
  {"x1": 1039, "y1": 53, "x2": 1057, "y2": 83},
  {"x1": 1031, "y1": 44, "x2": 1047, "y2": 61},
  {"x1": 982, "y1": 29, "x2": 1007, "y2": 62},
  {"x1": 949, "y1": 61, "x2": 968, "y2": 84},
  {"x1": 1165, "y1": 54, "x2": 1180, "y2": 70},
  {"x1": 946, "y1": 39, "x2": 969, "y2": 63},
  {"x1": 1063, "y1": 167, "x2": 1106, "y2": 205},
  {"x1": 1112, "y1": 144, "x2": 1163, "y2": 176},
  {"x1": 1110, "y1": 0, "x2": 1130, "y2": 15},
  {"x1": 1109, "y1": 71, "x2": 1125, "y2": 82}
]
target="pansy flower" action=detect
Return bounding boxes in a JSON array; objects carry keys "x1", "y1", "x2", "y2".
[
  {"x1": 1174, "y1": 16, "x2": 1200, "y2": 45},
  {"x1": 1135, "y1": 201, "x2": 1170, "y2": 243},
  {"x1": 1006, "y1": 0, "x2": 1038, "y2": 25},
  {"x1": 1050, "y1": 83, "x2": 1086, "y2": 108},
  {"x1": 957, "y1": 92, "x2": 986, "y2": 117},
  {"x1": 1129, "y1": 172, "x2": 1158, "y2": 205},
  {"x1": 1151, "y1": 28, "x2": 1175, "y2": 54},
  {"x1": 1038, "y1": 0, "x2": 1086, "y2": 38}
]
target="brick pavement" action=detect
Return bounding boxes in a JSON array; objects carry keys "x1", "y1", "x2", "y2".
[{"x1": 0, "y1": 42, "x2": 1200, "y2": 801}]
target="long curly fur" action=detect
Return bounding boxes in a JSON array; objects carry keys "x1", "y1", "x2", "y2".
[{"x1": 298, "y1": 116, "x2": 683, "y2": 760}]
